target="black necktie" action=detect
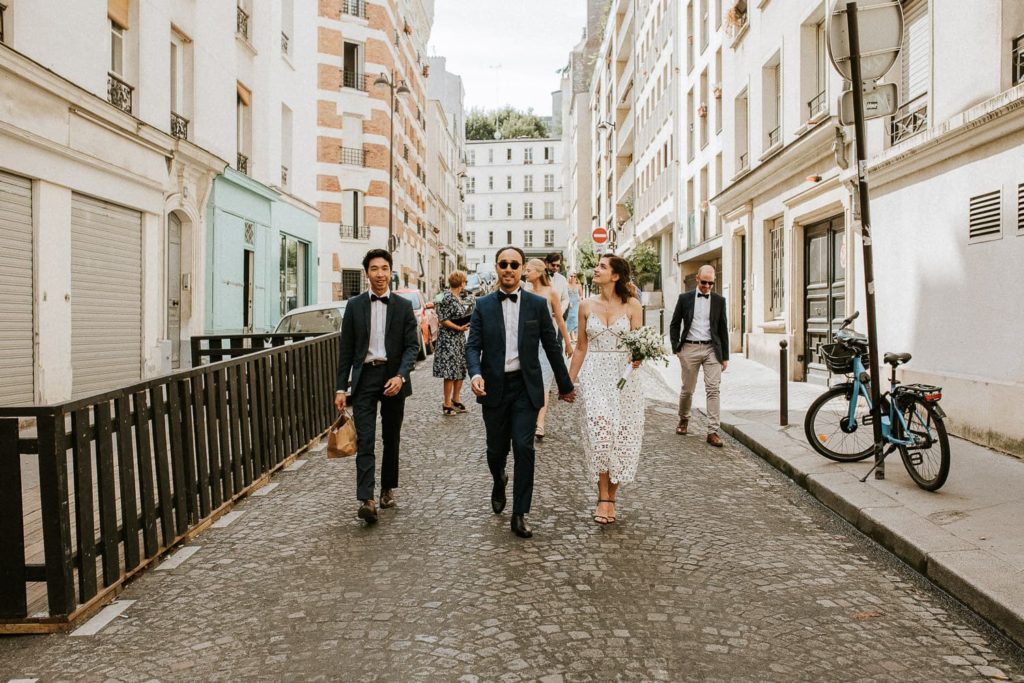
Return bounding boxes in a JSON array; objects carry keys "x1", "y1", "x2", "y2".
[
  {"x1": 697, "y1": 293, "x2": 709, "y2": 299},
  {"x1": 371, "y1": 294, "x2": 389, "y2": 304},
  {"x1": 497, "y1": 291, "x2": 518, "y2": 303}
]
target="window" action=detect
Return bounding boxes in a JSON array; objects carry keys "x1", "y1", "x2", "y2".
[
  {"x1": 524, "y1": 202, "x2": 533, "y2": 219},
  {"x1": 700, "y1": 68, "x2": 709, "y2": 149},
  {"x1": 506, "y1": 202, "x2": 512, "y2": 217},
  {"x1": 467, "y1": 231, "x2": 476, "y2": 247},
  {"x1": 342, "y1": 41, "x2": 366, "y2": 90},
  {"x1": 544, "y1": 201, "x2": 554, "y2": 219},
  {"x1": 544, "y1": 229, "x2": 555, "y2": 247},
  {"x1": 506, "y1": 230, "x2": 513, "y2": 243},
  {"x1": 236, "y1": 83, "x2": 252, "y2": 174},
  {"x1": 467, "y1": 204, "x2": 476, "y2": 220},
  {"x1": 488, "y1": 176, "x2": 494, "y2": 190},
  {"x1": 715, "y1": 49, "x2": 723, "y2": 134},
  {"x1": 170, "y1": 30, "x2": 193, "y2": 139},
  {"x1": 466, "y1": 177, "x2": 476, "y2": 193},
  {"x1": 506, "y1": 175, "x2": 513, "y2": 190},
  {"x1": 544, "y1": 146, "x2": 555, "y2": 163},
  {"x1": 279, "y1": 235, "x2": 309, "y2": 316},
  {"x1": 687, "y1": 87, "x2": 695, "y2": 162},
  {"x1": 768, "y1": 217, "x2": 784, "y2": 318},
  {"x1": 281, "y1": 0, "x2": 293, "y2": 56},
  {"x1": 1014, "y1": 34, "x2": 1024, "y2": 86},
  {"x1": 488, "y1": 230, "x2": 494, "y2": 245},
  {"x1": 524, "y1": 230, "x2": 534, "y2": 247},
  {"x1": 0, "y1": 1, "x2": 8, "y2": 44},
  {"x1": 763, "y1": 55, "x2": 782, "y2": 151},
  {"x1": 468, "y1": 150, "x2": 476, "y2": 165},
  {"x1": 341, "y1": 269, "x2": 366, "y2": 300},
  {"x1": 700, "y1": 0, "x2": 709, "y2": 52},
  {"x1": 544, "y1": 174, "x2": 555, "y2": 192},
  {"x1": 524, "y1": 175, "x2": 534, "y2": 192},
  {"x1": 488, "y1": 148, "x2": 494, "y2": 163},
  {"x1": 686, "y1": 0, "x2": 694, "y2": 72},
  {"x1": 488, "y1": 203, "x2": 494, "y2": 217},
  {"x1": 524, "y1": 147, "x2": 533, "y2": 164},
  {"x1": 506, "y1": 148, "x2": 512, "y2": 161},
  {"x1": 890, "y1": 0, "x2": 930, "y2": 144},
  {"x1": 110, "y1": 20, "x2": 125, "y2": 76},
  {"x1": 734, "y1": 89, "x2": 748, "y2": 172}
]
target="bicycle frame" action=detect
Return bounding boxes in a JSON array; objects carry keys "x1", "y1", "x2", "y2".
[{"x1": 844, "y1": 353, "x2": 917, "y2": 448}]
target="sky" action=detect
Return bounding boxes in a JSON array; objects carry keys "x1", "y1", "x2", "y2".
[{"x1": 428, "y1": 0, "x2": 588, "y2": 117}]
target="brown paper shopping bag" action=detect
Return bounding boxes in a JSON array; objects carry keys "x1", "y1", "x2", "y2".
[{"x1": 326, "y1": 411, "x2": 357, "y2": 458}]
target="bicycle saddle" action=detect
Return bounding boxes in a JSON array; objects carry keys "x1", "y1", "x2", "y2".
[{"x1": 884, "y1": 352, "x2": 912, "y2": 366}]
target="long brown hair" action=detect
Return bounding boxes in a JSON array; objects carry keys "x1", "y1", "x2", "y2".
[{"x1": 601, "y1": 254, "x2": 633, "y2": 303}]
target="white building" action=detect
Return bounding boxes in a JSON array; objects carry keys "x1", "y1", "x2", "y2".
[
  {"x1": 0, "y1": 0, "x2": 317, "y2": 404},
  {"x1": 464, "y1": 138, "x2": 567, "y2": 270}
]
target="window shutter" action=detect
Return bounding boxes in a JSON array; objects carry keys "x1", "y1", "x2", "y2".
[
  {"x1": 108, "y1": 0, "x2": 130, "y2": 29},
  {"x1": 968, "y1": 189, "x2": 1001, "y2": 241},
  {"x1": 900, "y1": 0, "x2": 929, "y2": 104},
  {"x1": 236, "y1": 81, "x2": 252, "y2": 106}
]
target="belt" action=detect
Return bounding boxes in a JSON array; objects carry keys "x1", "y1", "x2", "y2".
[
  {"x1": 685, "y1": 339, "x2": 713, "y2": 345},
  {"x1": 504, "y1": 370, "x2": 522, "y2": 378},
  {"x1": 365, "y1": 359, "x2": 387, "y2": 367}
]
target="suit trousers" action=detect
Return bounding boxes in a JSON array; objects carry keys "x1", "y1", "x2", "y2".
[
  {"x1": 677, "y1": 343, "x2": 723, "y2": 434},
  {"x1": 351, "y1": 364, "x2": 405, "y2": 501},
  {"x1": 482, "y1": 371, "x2": 539, "y2": 515}
]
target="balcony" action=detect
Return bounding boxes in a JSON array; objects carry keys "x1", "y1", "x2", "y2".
[
  {"x1": 107, "y1": 73, "x2": 133, "y2": 114},
  {"x1": 339, "y1": 224, "x2": 371, "y2": 240},
  {"x1": 807, "y1": 90, "x2": 827, "y2": 120},
  {"x1": 170, "y1": 112, "x2": 189, "y2": 140},
  {"x1": 236, "y1": 6, "x2": 250, "y2": 40},
  {"x1": 616, "y1": 164, "x2": 635, "y2": 203},
  {"x1": 236, "y1": 153, "x2": 249, "y2": 175},
  {"x1": 341, "y1": 70, "x2": 370, "y2": 92},
  {"x1": 342, "y1": 0, "x2": 368, "y2": 19},
  {"x1": 889, "y1": 99, "x2": 928, "y2": 145},
  {"x1": 340, "y1": 147, "x2": 366, "y2": 166},
  {"x1": 1013, "y1": 35, "x2": 1023, "y2": 86}
]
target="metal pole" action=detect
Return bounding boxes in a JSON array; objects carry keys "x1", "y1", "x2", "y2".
[
  {"x1": 845, "y1": 2, "x2": 885, "y2": 479},
  {"x1": 779, "y1": 340, "x2": 788, "y2": 426},
  {"x1": 387, "y1": 72, "x2": 396, "y2": 254}
]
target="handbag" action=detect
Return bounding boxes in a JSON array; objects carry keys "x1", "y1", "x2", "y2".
[{"x1": 326, "y1": 410, "x2": 357, "y2": 458}]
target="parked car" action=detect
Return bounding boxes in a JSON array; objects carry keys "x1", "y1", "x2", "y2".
[
  {"x1": 394, "y1": 288, "x2": 439, "y2": 360},
  {"x1": 273, "y1": 302, "x2": 346, "y2": 334}
]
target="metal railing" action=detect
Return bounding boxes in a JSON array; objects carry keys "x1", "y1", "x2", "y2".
[
  {"x1": 342, "y1": 0, "x2": 368, "y2": 19},
  {"x1": 340, "y1": 147, "x2": 366, "y2": 166},
  {"x1": 171, "y1": 112, "x2": 189, "y2": 140},
  {"x1": 1013, "y1": 35, "x2": 1023, "y2": 86},
  {"x1": 0, "y1": 3, "x2": 7, "y2": 43},
  {"x1": 190, "y1": 333, "x2": 325, "y2": 365},
  {"x1": 808, "y1": 90, "x2": 827, "y2": 119},
  {"x1": 889, "y1": 100, "x2": 928, "y2": 145},
  {"x1": 767, "y1": 125, "x2": 781, "y2": 148},
  {"x1": 0, "y1": 333, "x2": 339, "y2": 626},
  {"x1": 281, "y1": 165, "x2": 289, "y2": 186},
  {"x1": 107, "y1": 73, "x2": 133, "y2": 114},
  {"x1": 341, "y1": 70, "x2": 370, "y2": 92},
  {"x1": 281, "y1": 31, "x2": 289, "y2": 55},
  {"x1": 236, "y1": 153, "x2": 249, "y2": 175},
  {"x1": 339, "y1": 224, "x2": 371, "y2": 240},
  {"x1": 236, "y1": 6, "x2": 249, "y2": 40}
]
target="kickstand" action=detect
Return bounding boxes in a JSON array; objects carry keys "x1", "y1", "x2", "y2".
[{"x1": 859, "y1": 445, "x2": 897, "y2": 483}]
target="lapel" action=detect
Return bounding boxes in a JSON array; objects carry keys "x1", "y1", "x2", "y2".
[
  {"x1": 361, "y1": 292, "x2": 372, "y2": 339},
  {"x1": 517, "y1": 289, "x2": 528, "y2": 353},
  {"x1": 385, "y1": 293, "x2": 396, "y2": 339},
  {"x1": 492, "y1": 294, "x2": 507, "y2": 356},
  {"x1": 686, "y1": 290, "x2": 696, "y2": 323}
]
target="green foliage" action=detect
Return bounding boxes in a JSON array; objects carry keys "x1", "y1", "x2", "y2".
[
  {"x1": 627, "y1": 243, "x2": 661, "y2": 289},
  {"x1": 465, "y1": 107, "x2": 549, "y2": 141},
  {"x1": 576, "y1": 241, "x2": 600, "y2": 288}
]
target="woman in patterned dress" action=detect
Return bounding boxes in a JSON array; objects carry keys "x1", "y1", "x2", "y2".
[
  {"x1": 433, "y1": 271, "x2": 472, "y2": 415},
  {"x1": 567, "y1": 255, "x2": 644, "y2": 524},
  {"x1": 523, "y1": 259, "x2": 573, "y2": 439}
]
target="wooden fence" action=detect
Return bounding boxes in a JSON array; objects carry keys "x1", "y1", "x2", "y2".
[
  {"x1": 190, "y1": 333, "x2": 324, "y2": 366},
  {"x1": 0, "y1": 332, "x2": 339, "y2": 631}
]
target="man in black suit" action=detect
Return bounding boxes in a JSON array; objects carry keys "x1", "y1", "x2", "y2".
[
  {"x1": 465, "y1": 246, "x2": 575, "y2": 538},
  {"x1": 335, "y1": 249, "x2": 419, "y2": 523},
  {"x1": 669, "y1": 264, "x2": 729, "y2": 447}
]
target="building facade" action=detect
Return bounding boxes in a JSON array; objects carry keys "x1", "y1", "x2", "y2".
[
  {"x1": 315, "y1": 0, "x2": 435, "y2": 301},
  {"x1": 464, "y1": 138, "x2": 567, "y2": 271}
]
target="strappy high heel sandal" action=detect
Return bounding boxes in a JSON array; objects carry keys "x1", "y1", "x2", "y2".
[
  {"x1": 443, "y1": 405, "x2": 455, "y2": 416},
  {"x1": 606, "y1": 499, "x2": 617, "y2": 524},
  {"x1": 452, "y1": 401, "x2": 467, "y2": 413},
  {"x1": 594, "y1": 499, "x2": 613, "y2": 525}
]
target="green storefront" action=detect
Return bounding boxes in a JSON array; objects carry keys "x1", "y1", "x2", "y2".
[{"x1": 206, "y1": 169, "x2": 318, "y2": 333}]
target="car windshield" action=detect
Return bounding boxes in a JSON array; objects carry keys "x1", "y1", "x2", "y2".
[
  {"x1": 275, "y1": 308, "x2": 343, "y2": 334},
  {"x1": 397, "y1": 292, "x2": 421, "y2": 309},
  {"x1": 466, "y1": 274, "x2": 480, "y2": 288}
]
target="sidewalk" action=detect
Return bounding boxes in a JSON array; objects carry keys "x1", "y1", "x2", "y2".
[{"x1": 655, "y1": 352, "x2": 1024, "y2": 648}]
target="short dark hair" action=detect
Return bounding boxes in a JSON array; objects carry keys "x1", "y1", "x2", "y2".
[
  {"x1": 362, "y1": 248, "x2": 393, "y2": 272},
  {"x1": 495, "y1": 245, "x2": 525, "y2": 264},
  {"x1": 544, "y1": 252, "x2": 563, "y2": 264}
]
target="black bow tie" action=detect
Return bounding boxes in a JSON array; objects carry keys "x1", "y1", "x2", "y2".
[
  {"x1": 497, "y1": 291, "x2": 518, "y2": 303},
  {"x1": 697, "y1": 293, "x2": 709, "y2": 299},
  {"x1": 371, "y1": 294, "x2": 389, "y2": 304}
]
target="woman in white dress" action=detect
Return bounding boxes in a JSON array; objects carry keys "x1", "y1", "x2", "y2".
[
  {"x1": 524, "y1": 259, "x2": 573, "y2": 439},
  {"x1": 567, "y1": 254, "x2": 644, "y2": 524}
]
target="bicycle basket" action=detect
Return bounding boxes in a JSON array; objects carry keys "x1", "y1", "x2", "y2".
[{"x1": 818, "y1": 343, "x2": 858, "y2": 374}]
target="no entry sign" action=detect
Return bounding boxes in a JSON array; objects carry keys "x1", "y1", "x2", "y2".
[{"x1": 592, "y1": 227, "x2": 609, "y2": 244}]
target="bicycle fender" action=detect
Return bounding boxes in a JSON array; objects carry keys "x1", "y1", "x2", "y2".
[{"x1": 930, "y1": 403, "x2": 947, "y2": 419}]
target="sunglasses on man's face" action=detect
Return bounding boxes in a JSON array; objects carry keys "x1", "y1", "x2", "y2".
[
  {"x1": 498, "y1": 260, "x2": 522, "y2": 270},
  {"x1": 698, "y1": 280, "x2": 715, "y2": 287}
]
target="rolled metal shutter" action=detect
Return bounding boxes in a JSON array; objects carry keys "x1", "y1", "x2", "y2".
[
  {"x1": 71, "y1": 194, "x2": 142, "y2": 398},
  {"x1": 0, "y1": 172, "x2": 34, "y2": 406},
  {"x1": 900, "y1": 0, "x2": 930, "y2": 105}
]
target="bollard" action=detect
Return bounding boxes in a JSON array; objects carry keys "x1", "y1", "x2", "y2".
[{"x1": 779, "y1": 340, "x2": 789, "y2": 426}]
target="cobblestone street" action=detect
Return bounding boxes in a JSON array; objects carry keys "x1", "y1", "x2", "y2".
[{"x1": 1, "y1": 367, "x2": 1022, "y2": 682}]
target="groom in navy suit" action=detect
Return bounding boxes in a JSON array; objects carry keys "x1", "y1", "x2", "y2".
[{"x1": 466, "y1": 246, "x2": 575, "y2": 538}]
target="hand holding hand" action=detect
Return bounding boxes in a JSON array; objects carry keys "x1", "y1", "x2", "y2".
[
  {"x1": 334, "y1": 392, "x2": 347, "y2": 412},
  {"x1": 460, "y1": 324, "x2": 471, "y2": 333},
  {"x1": 471, "y1": 377, "x2": 487, "y2": 396},
  {"x1": 559, "y1": 389, "x2": 576, "y2": 403},
  {"x1": 383, "y1": 377, "x2": 403, "y2": 397}
]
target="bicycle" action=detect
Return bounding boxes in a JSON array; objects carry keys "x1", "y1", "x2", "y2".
[{"x1": 803, "y1": 311, "x2": 951, "y2": 491}]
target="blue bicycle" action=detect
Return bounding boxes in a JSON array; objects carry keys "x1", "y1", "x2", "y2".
[{"x1": 803, "y1": 312, "x2": 951, "y2": 491}]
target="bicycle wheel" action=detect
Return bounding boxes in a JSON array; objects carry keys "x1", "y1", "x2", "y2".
[
  {"x1": 804, "y1": 385, "x2": 875, "y2": 462},
  {"x1": 894, "y1": 395, "x2": 950, "y2": 491}
]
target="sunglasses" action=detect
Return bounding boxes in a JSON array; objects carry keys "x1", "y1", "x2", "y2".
[
  {"x1": 698, "y1": 280, "x2": 715, "y2": 286},
  {"x1": 497, "y1": 260, "x2": 522, "y2": 270}
]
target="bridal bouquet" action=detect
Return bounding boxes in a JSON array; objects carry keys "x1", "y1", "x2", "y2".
[{"x1": 616, "y1": 325, "x2": 669, "y2": 389}]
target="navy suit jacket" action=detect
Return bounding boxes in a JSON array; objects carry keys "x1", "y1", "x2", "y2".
[
  {"x1": 465, "y1": 289, "x2": 573, "y2": 410},
  {"x1": 335, "y1": 291, "x2": 419, "y2": 398}
]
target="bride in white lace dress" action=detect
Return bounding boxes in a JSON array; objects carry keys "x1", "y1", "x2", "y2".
[{"x1": 568, "y1": 254, "x2": 645, "y2": 525}]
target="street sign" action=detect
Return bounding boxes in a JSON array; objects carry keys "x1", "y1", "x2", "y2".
[
  {"x1": 839, "y1": 82, "x2": 898, "y2": 125},
  {"x1": 826, "y1": 0, "x2": 903, "y2": 82},
  {"x1": 592, "y1": 227, "x2": 609, "y2": 245},
  {"x1": 388, "y1": 234, "x2": 399, "y2": 252}
]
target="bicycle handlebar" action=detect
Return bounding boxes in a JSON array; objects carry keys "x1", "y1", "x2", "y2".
[{"x1": 840, "y1": 311, "x2": 860, "y2": 330}]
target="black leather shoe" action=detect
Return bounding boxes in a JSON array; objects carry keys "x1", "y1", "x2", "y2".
[
  {"x1": 357, "y1": 499, "x2": 378, "y2": 524},
  {"x1": 491, "y1": 473, "x2": 508, "y2": 514},
  {"x1": 511, "y1": 514, "x2": 532, "y2": 538},
  {"x1": 379, "y1": 489, "x2": 396, "y2": 509}
]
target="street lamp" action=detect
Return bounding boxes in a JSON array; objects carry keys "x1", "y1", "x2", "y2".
[{"x1": 374, "y1": 71, "x2": 410, "y2": 254}]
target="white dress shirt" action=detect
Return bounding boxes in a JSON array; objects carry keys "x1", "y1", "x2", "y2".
[
  {"x1": 501, "y1": 288, "x2": 522, "y2": 372},
  {"x1": 686, "y1": 290, "x2": 713, "y2": 342},
  {"x1": 550, "y1": 272, "x2": 570, "y2": 316},
  {"x1": 366, "y1": 294, "x2": 388, "y2": 362}
]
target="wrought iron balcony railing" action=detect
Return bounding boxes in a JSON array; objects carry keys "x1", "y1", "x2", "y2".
[
  {"x1": 340, "y1": 146, "x2": 366, "y2": 166},
  {"x1": 808, "y1": 90, "x2": 827, "y2": 119},
  {"x1": 342, "y1": 0, "x2": 368, "y2": 19},
  {"x1": 341, "y1": 70, "x2": 370, "y2": 92},
  {"x1": 236, "y1": 6, "x2": 250, "y2": 40},
  {"x1": 889, "y1": 100, "x2": 928, "y2": 145},
  {"x1": 171, "y1": 112, "x2": 189, "y2": 140},
  {"x1": 281, "y1": 31, "x2": 290, "y2": 55},
  {"x1": 767, "y1": 125, "x2": 781, "y2": 149},
  {"x1": 237, "y1": 152, "x2": 249, "y2": 175},
  {"x1": 1013, "y1": 35, "x2": 1023, "y2": 86},
  {"x1": 107, "y1": 73, "x2": 133, "y2": 114},
  {"x1": 339, "y1": 224, "x2": 371, "y2": 240}
]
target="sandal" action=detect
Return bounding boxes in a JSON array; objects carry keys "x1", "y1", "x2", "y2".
[
  {"x1": 594, "y1": 499, "x2": 613, "y2": 525},
  {"x1": 443, "y1": 405, "x2": 455, "y2": 416},
  {"x1": 452, "y1": 401, "x2": 467, "y2": 413},
  {"x1": 535, "y1": 425, "x2": 545, "y2": 440},
  {"x1": 606, "y1": 499, "x2": 617, "y2": 524}
]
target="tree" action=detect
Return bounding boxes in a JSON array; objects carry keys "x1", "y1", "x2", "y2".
[
  {"x1": 465, "y1": 108, "x2": 496, "y2": 141},
  {"x1": 627, "y1": 243, "x2": 661, "y2": 290},
  {"x1": 576, "y1": 241, "x2": 600, "y2": 290},
  {"x1": 466, "y1": 106, "x2": 548, "y2": 141}
]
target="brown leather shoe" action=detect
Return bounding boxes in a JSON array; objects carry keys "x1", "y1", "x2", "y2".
[
  {"x1": 379, "y1": 489, "x2": 396, "y2": 509},
  {"x1": 676, "y1": 419, "x2": 688, "y2": 435},
  {"x1": 706, "y1": 433, "x2": 724, "y2": 448},
  {"x1": 357, "y1": 499, "x2": 378, "y2": 523}
]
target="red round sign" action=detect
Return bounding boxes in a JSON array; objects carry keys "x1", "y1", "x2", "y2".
[{"x1": 592, "y1": 227, "x2": 609, "y2": 244}]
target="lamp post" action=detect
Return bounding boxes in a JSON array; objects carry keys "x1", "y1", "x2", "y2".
[{"x1": 373, "y1": 71, "x2": 410, "y2": 255}]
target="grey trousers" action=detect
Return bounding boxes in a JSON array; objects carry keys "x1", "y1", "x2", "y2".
[{"x1": 677, "y1": 343, "x2": 723, "y2": 434}]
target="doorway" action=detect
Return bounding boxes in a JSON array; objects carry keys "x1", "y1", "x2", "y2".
[
  {"x1": 243, "y1": 249, "x2": 255, "y2": 333},
  {"x1": 803, "y1": 216, "x2": 846, "y2": 382},
  {"x1": 167, "y1": 213, "x2": 183, "y2": 368}
]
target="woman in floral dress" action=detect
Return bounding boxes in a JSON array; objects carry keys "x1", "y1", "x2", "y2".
[{"x1": 433, "y1": 271, "x2": 472, "y2": 415}]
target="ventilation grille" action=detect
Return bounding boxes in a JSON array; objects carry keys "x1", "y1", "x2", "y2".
[
  {"x1": 968, "y1": 189, "x2": 1001, "y2": 241},
  {"x1": 1018, "y1": 183, "x2": 1024, "y2": 231}
]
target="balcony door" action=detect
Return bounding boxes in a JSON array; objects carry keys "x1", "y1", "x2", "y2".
[{"x1": 803, "y1": 216, "x2": 846, "y2": 383}]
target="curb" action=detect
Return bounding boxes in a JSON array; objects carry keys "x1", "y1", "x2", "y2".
[{"x1": 718, "y1": 412, "x2": 1024, "y2": 650}]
